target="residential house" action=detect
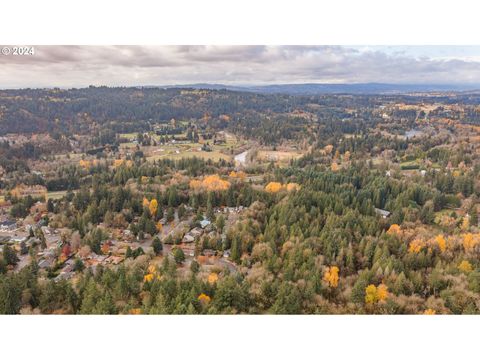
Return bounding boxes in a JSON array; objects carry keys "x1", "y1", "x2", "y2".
[
  {"x1": 200, "y1": 219, "x2": 211, "y2": 229},
  {"x1": 182, "y1": 227, "x2": 203, "y2": 243},
  {"x1": 375, "y1": 208, "x2": 391, "y2": 219},
  {"x1": 38, "y1": 257, "x2": 55, "y2": 269},
  {"x1": 183, "y1": 234, "x2": 195, "y2": 243},
  {"x1": 11, "y1": 235, "x2": 27, "y2": 243}
]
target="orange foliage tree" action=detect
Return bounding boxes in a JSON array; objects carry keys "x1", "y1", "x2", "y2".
[
  {"x1": 101, "y1": 243, "x2": 110, "y2": 255},
  {"x1": 286, "y1": 183, "x2": 301, "y2": 192},
  {"x1": 376, "y1": 284, "x2": 389, "y2": 301},
  {"x1": 229, "y1": 171, "x2": 246, "y2": 180},
  {"x1": 265, "y1": 182, "x2": 283, "y2": 193},
  {"x1": 190, "y1": 175, "x2": 230, "y2": 192},
  {"x1": 387, "y1": 224, "x2": 401, "y2": 236}
]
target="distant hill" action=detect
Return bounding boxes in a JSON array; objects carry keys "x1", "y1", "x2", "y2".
[{"x1": 164, "y1": 83, "x2": 480, "y2": 95}]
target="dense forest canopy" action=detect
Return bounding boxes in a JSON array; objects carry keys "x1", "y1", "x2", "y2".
[
  {"x1": 1, "y1": 87, "x2": 480, "y2": 314},
  {"x1": 2, "y1": 87, "x2": 479, "y2": 135}
]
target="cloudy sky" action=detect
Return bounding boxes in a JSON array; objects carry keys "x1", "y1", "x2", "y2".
[{"x1": 1, "y1": 45, "x2": 480, "y2": 88}]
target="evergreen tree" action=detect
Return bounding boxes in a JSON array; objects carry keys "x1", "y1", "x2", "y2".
[
  {"x1": 3, "y1": 244, "x2": 19, "y2": 266},
  {"x1": 152, "y1": 237, "x2": 163, "y2": 255},
  {"x1": 173, "y1": 247, "x2": 185, "y2": 264}
]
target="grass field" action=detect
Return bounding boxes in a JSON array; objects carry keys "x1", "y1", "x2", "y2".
[
  {"x1": 118, "y1": 131, "x2": 239, "y2": 163},
  {"x1": 400, "y1": 160, "x2": 420, "y2": 170},
  {"x1": 47, "y1": 191, "x2": 68, "y2": 200},
  {"x1": 147, "y1": 145, "x2": 232, "y2": 162},
  {"x1": 118, "y1": 132, "x2": 138, "y2": 140},
  {"x1": 257, "y1": 150, "x2": 303, "y2": 163}
]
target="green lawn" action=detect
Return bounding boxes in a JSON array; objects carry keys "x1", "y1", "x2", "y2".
[{"x1": 47, "y1": 190, "x2": 68, "y2": 200}]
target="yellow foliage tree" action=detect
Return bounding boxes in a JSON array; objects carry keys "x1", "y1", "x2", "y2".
[
  {"x1": 265, "y1": 182, "x2": 283, "y2": 193},
  {"x1": 365, "y1": 284, "x2": 378, "y2": 305},
  {"x1": 208, "y1": 272, "x2": 219, "y2": 284},
  {"x1": 439, "y1": 215, "x2": 456, "y2": 228},
  {"x1": 463, "y1": 233, "x2": 477, "y2": 252},
  {"x1": 323, "y1": 266, "x2": 339, "y2": 288},
  {"x1": 149, "y1": 199, "x2": 158, "y2": 217},
  {"x1": 343, "y1": 151, "x2": 351, "y2": 162},
  {"x1": 461, "y1": 216, "x2": 470, "y2": 231},
  {"x1": 424, "y1": 309, "x2": 436, "y2": 315},
  {"x1": 331, "y1": 162, "x2": 339, "y2": 172},
  {"x1": 144, "y1": 273, "x2": 154, "y2": 282},
  {"x1": 113, "y1": 159, "x2": 124, "y2": 167},
  {"x1": 142, "y1": 197, "x2": 150, "y2": 208},
  {"x1": 409, "y1": 238, "x2": 425, "y2": 254},
  {"x1": 198, "y1": 293, "x2": 211, "y2": 305},
  {"x1": 79, "y1": 159, "x2": 91, "y2": 169},
  {"x1": 458, "y1": 260, "x2": 473, "y2": 273},
  {"x1": 365, "y1": 284, "x2": 389, "y2": 304},
  {"x1": 435, "y1": 234, "x2": 446, "y2": 253}
]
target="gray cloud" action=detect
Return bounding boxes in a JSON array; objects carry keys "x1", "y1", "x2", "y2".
[{"x1": 1, "y1": 45, "x2": 480, "y2": 88}]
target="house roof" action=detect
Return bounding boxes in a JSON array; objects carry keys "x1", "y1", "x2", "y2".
[
  {"x1": 374, "y1": 208, "x2": 391, "y2": 217},
  {"x1": 200, "y1": 219, "x2": 211, "y2": 228},
  {"x1": 183, "y1": 234, "x2": 195, "y2": 243}
]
